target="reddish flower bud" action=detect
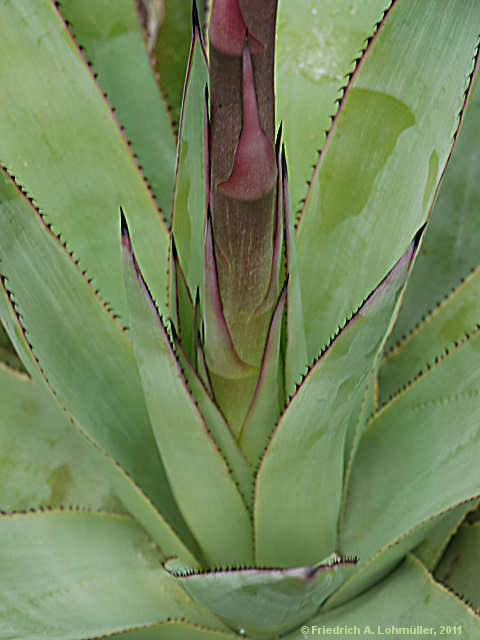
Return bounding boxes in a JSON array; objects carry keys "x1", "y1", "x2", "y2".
[
  {"x1": 209, "y1": 0, "x2": 263, "y2": 55},
  {"x1": 218, "y1": 40, "x2": 277, "y2": 200}
]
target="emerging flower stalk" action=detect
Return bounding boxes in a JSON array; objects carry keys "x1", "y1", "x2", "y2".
[{"x1": 203, "y1": 0, "x2": 280, "y2": 425}]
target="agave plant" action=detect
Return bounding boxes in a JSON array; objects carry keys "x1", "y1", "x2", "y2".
[{"x1": 1, "y1": 0, "x2": 480, "y2": 637}]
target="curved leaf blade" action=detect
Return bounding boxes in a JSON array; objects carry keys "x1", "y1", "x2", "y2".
[
  {"x1": 166, "y1": 554, "x2": 357, "y2": 638},
  {"x1": 154, "y1": 0, "x2": 196, "y2": 132},
  {"x1": 0, "y1": 0, "x2": 170, "y2": 318},
  {"x1": 296, "y1": 0, "x2": 480, "y2": 359},
  {"x1": 0, "y1": 171, "x2": 198, "y2": 566},
  {"x1": 254, "y1": 239, "x2": 416, "y2": 567},
  {"x1": 436, "y1": 522, "x2": 480, "y2": 611},
  {"x1": 172, "y1": 10, "x2": 209, "y2": 300},
  {"x1": 60, "y1": 0, "x2": 177, "y2": 219},
  {"x1": 122, "y1": 219, "x2": 253, "y2": 566},
  {"x1": 171, "y1": 329, "x2": 254, "y2": 511},
  {"x1": 338, "y1": 326, "x2": 480, "y2": 603},
  {"x1": 389, "y1": 70, "x2": 480, "y2": 345},
  {"x1": 379, "y1": 265, "x2": 480, "y2": 405},
  {"x1": 276, "y1": 0, "x2": 389, "y2": 211},
  {"x1": 284, "y1": 555, "x2": 480, "y2": 639},
  {"x1": 0, "y1": 364, "x2": 122, "y2": 513},
  {"x1": 415, "y1": 500, "x2": 479, "y2": 572},
  {"x1": 0, "y1": 510, "x2": 228, "y2": 639}
]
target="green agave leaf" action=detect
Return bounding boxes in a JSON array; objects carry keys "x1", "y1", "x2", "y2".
[
  {"x1": 254, "y1": 238, "x2": 416, "y2": 567},
  {"x1": 296, "y1": 0, "x2": 480, "y2": 359},
  {"x1": 436, "y1": 522, "x2": 480, "y2": 611},
  {"x1": 0, "y1": 322, "x2": 23, "y2": 372},
  {"x1": 337, "y1": 326, "x2": 480, "y2": 604},
  {"x1": 239, "y1": 283, "x2": 286, "y2": 467},
  {"x1": 0, "y1": 363, "x2": 122, "y2": 513},
  {"x1": 170, "y1": 239, "x2": 195, "y2": 361},
  {"x1": 166, "y1": 554, "x2": 356, "y2": 638},
  {"x1": 154, "y1": 0, "x2": 198, "y2": 132},
  {"x1": 416, "y1": 500, "x2": 480, "y2": 571},
  {"x1": 122, "y1": 218, "x2": 253, "y2": 567},
  {"x1": 0, "y1": 510, "x2": 230, "y2": 639},
  {"x1": 284, "y1": 555, "x2": 480, "y2": 639},
  {"x1": 390, "y1": 70, "x2": 480, "y2": 345},
  {"x1": 282, "y1": 148, "x2": 308, "y2": 398},
  {"x1": 0, "y1": 285, "x2": 43, "y2": 386},
  {"x1": 379, "y1": 266, "x2": 480, "y2": 405},
  {"x1": 0, "y1": 0, "x2": 170, "y2": 318},
  {"x1": 171, "y1": 326, "x2": 254, "y2": 511},
  {"x1": 469, "y1": 507, "x2": 480, "y2": 524},
  {"x1": 276, "y1": 0, "x2": 389, "y2": 210},
  {"x1": 342, "y1": 358, "x2": 379, "y2": 491},
  {"x1": 172, "y1": 8, "x2": 209, "y2": 300},
  {"x1": 59, "y1": 0, "x2": 177, "y2": 218},
  {"x1": 0, "y1": 170, "x2": 198, "y2": 567}
]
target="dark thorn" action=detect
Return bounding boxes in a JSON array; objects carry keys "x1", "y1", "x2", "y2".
[
  {"x1": 119, "y1": 207, "x2": 129, "y2": 237},
  {"x1": 192, "y1": 0, "x2": 200, "y2": 33},
  {"x1": 171, "y1": 236, "x2": 179, "y2": 263},
  {"x1": 412, "y1": 222, "x2": 427, "y2": 249},
  {"x1": 275, "y1": 122, "x2": 283, "y2": 156},
  {"x1": 170, "y1": 321, "x2": 178, "y2": 342},
  {"x1": 280, "y1": 143, "x2": 288, "y2": 180}
]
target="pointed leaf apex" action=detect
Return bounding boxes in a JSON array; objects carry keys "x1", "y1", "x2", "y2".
[
  {"x1": 170, "y1": 318, "x2": 179, "y2": 342},
  {"x1": 119, "y1": 206, "x2": 130, "y2": 241},
  {"x1": 191, "y1": 0, "x2": 200, "y2": 34},
  {"x1": 412, "y1": 222, "x2": 427, "y2": 253},
  {"x1": 217, "y1": 40, "x2": 277, "y2": 200},
  {"x1": 171, "y1": 236, "x2": 179, "y2": 262},
  {"x1": 281, "y1": 143, "x2": 288, "y2": 181},
  {"x1": 275, "y1": 122, "x2": 283, "y2": 156},
  {"x1": 120, "y1": 208, "x2": 134, "y2": 256}
]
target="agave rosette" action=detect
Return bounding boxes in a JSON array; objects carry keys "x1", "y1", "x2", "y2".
[{"x1": 0, "y1": 0, "x2": 479, "y2": 638}]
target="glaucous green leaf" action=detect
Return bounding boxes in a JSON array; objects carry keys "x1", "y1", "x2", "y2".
[
  {"x1": 59, "y1": 0, "x2": 177, "y2": 219},
  {"x1": 255, "y1": 239, "x2": 415, "y2": 567},
  {"x1": 282, "y1": 149, "x2": 308, "y2": 398},
  {"x1": 284, "y1": 555, "x2": 480, "y2": 639},
  {"x1": 0, "y1": 171, "x2": 198, "y2": 566},
  {"x1": 276, "y1": 0, "x2": 388, "y2": 210},
  {"x1": 172, "y1": 330, "x2": 254, "y2": 511},
  {"x1": 0, "y1": 510, "x2": 229, "y2": 639},
  {"x1": 154, "y1": 0, "x2": 196, "y2": 131},
  {"x1": 415, "y1": 500, "x2": 479, "y2": 572},
  {"x1": 172, "y1": 12, "x2": 209, "y2": 301},
  {"x1": 122, "y1": 221, "x2": 253, "y2": 566},
  {"x1": 337, "y1": 326, "x2": 480, "y2": 603},
  {"x1": 296, "y1": 0, "x2": 480, "y2": 359},
  {"x1": 0, "y1": 0, "x2": 170, "y2": 318},
  {"x1": 170, "y1": 241, "x2": 196, "y2": 358},
  {"x1": 379, "y1": 266, "x2": 480, "y2": 405},
  {"x1": 0, "y1": 323, "x2": 23, "y2": 372},
  {"x1": 0, "y1": 364, "x2": 122, "y2": 513},
  {"x1": 390, "y1": 73, "x2": 480, "y2": 344},
  {"x1": 436, "y1": 523, "x2": 480, "y2": 611},
  {"x1": 166, "y1": 554, "x2": 357, "y2": 638}
]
